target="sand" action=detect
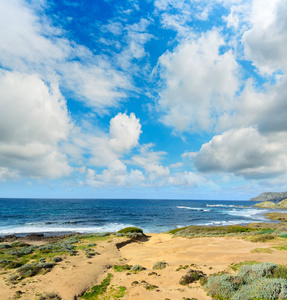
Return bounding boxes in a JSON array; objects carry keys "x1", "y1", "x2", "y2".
[{"x1": 1, "y1": 233, "x2": 287, "y2": 300}]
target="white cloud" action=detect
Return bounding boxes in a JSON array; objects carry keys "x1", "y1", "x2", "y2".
[
  {"x1": 242, "y1": 0, "x2": 287, "y2": 74},
  {"x1": 109, "y1": 112, "x2": 142, "y2": 153},
  {"x1": 0, "y1": 70, "x2": 72, "y2": 178},
  {"x1": 0, "y1": 0, "x2": 131, "y2": 113},
  {"x1": 86, "y1": 160, "x2": 145, "y2": 187},
  {"x1": 193, "y1": 127, "x2": 287, "y2": 179},
  {"x1": 157, "y1": 30, "x2": 239, "y2": 133},
  {"x1": 117, "y1": 19, "x2": 153, "y2": 70},
  {"x1": 66, "y1": 113, "x2": 142, "y2": 168}
]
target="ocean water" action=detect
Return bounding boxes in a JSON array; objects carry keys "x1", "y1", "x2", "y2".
[{"x1": 0, "y1": 198, "x2": 280, "y2": 236}]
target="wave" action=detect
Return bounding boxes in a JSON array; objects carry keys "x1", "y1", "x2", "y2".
[
  {"x1": 0, "y1": 223, "x2": 136, "y2": 236},
  {"x1": 25, "y1": 220, "x2": 90, "y2": 226},
  {"x1": 206, "y1": 204, "x2": 247, "y2": 208},
  {"x1": 199, "y1": 220, "x2": 252, "y2": 226},
  {"x1": 226, "y1": 208, "x2": 267, "y2": 218},
  {"x1": 176, "y1": 206, "x2": 210, "y2": 212}
]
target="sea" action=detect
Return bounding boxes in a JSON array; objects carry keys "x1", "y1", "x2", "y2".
[{"x1": 0, "y1": 198, "x2": 282, "y2": 236}]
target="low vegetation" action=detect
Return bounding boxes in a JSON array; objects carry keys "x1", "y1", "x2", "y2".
[
  {"x1": 81, "y1": 273, "x2": 126, "y2": 300},
  {"x1": 205, "y1": 262, "x2": 287, "y2": 299},
  {"x1": 81, "y1": 273, "x2": 113, "y2": 300},
  {"x1": 168, "y1": 225, "x2": 261, "y2": 238},
  {"x1": 116, "y1": 227, "x2": 144, "y2": 238},
  {"x1": 179, "y1": 269, "x2": 205, "y2": 285},
  {"x1": 152, "y1": 261, "x2": 167, "y2": 270}
]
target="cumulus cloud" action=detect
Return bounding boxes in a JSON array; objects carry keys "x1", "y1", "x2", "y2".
[
  {"x1": 193, "y1": 127, "x2": 287, "y2": 179},
  {"x1": 0, "y1": 70, "x2": 72, "y2": 178},
  {"x1": 157, "y1": 30, "x2": 239, "y2": 133},
  {"x1": 242, "y1": 0, "x2": 287, "y2": 74},
  {"x1": 109, "y1": 113, "x2": 142, "y2": 153},
  {"x1": 65, "y1": 113, "x2": 142, "y2": 172}
]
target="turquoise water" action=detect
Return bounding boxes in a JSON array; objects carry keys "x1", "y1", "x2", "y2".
[{"x1": 0, "y1": 198, "x2": 276, "y2": 236}]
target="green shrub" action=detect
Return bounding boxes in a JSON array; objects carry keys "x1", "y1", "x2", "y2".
[
  {"x1": 250, "y1": 234, "x2": 275, "y2": 242},
  {"x1": 238, "y1": 262, "x2": 277, "y2": 282},
  {"x1": 205, "y1": 274, "x2": 241, "y2": 299},
  {"x1": 38, "y1": 293, "x2": 62, "y2": 300},
  {"x1": 153, "y1": 261, "x2": 167, "y2": 270},
  {"x1": 205, "y1": 262, "x2": 287, "y2": 300},
  {"x1": 117, "y1": 227, "x2": 143, "y2": 234},
  {"x1": 130, "y1": 264, "x2": 145, "y2": 272},
  {"x1": 145, "y1": 283, "x2": 158, "y2": 291},
  {"x1": 17, "y1": 262, "x2": 55, "y2": 278},
  {"x1": 179, "y1": 270, "x2": 205, "y2": 285},
  {"x1": 0, "y1": 244, "x2": 12, "y2": 249},
  {"x1": 11, "y1": 242, "x2": 31, "y2": 248},
  {"x1": 232, "y1": 277, "x2": 287, "y2": 300},
  {"x1": 112, "y1": 264, "x2": 132, "y2": 272}
]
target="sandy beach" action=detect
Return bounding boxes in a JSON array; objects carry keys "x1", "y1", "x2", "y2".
[{"x1": 1, "y1": 229, "x2": 287, "y2": 300}]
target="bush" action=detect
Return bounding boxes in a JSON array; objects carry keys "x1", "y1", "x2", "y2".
[
  {"x1": 130, "y1": 264, "x2": 145, "y2": 272},
  {"x1": 153, "y1": 261, "x2": 167, "y2": 270},
  {"x1": 0, "y1": 244, "x2": 12, "y2": 249},
  {"x1": 238, "y1": 262, "x2": 277, "y2": 282},
  {"x1": 179, "y1": 269, "x2": 205, "y2": 285},
  {"x1": 232, "y1": 277, "x2": 287, "y2": 300},
  {"x1": 205, "y1": 274, "x2": 241, "y2": 299},
  {"x1": 250, "y1": 234, "x2": 275, "y2": 242},
  {"x1": 117, "y1": 227, "x2": 143, "y2": 235},
  {"x1": 205, "y1": 262, "x2": 287, "y2": 300},
  {"x1": 38, "y1": 293, "x2": 62, "y2": 300},
  {"x1": 112, "y1": 264, "x2": 132, "y2": 272}
]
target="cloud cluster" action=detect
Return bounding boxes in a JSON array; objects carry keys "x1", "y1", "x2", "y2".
[
  {"x1": 0, "y1": 71, "x2": 72, "y2": 179},
  {"x1": 0, "y1": 0, "x2": 131, "y2": 113},
  {"x1": 158, "y1": 30, "x2": 239, "y2": 133},
  {"x1": 188, "y1": 0, "x2": 287, "y2": 180},
  {"x1": 193, "y1": 128, "x2": 287, "y2": 179}
]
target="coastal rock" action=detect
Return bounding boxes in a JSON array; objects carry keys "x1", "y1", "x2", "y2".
[
  {"x1": 253, "y1": 199, "x2": 287, "y2": 209},
  {"x1": 254, "y1": 201, "x2": 278, "y2": 208},
  {"x1": 278, "y1": 199, "x2": 287, "y2": 208},
  {"x1": 250, "y1": 192, "x2": 287, "y2": 202},
  {"x1": 264, "y1": 212, "x2": 287, "y2": 222}
]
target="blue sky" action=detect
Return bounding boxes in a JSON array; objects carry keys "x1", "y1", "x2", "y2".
[{"x1": 0, "y1": 0, "x2": 287, "y2": 200}]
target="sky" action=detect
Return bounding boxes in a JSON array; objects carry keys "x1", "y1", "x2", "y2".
[{"x1": 0, "y1": 0, "x2": 287, "y2": 200}]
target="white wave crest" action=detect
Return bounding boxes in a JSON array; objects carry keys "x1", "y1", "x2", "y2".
[{"x1": 177, "y1": 206, "x2": 210, "y2": 212}]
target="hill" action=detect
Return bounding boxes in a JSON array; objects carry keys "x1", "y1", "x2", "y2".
[{"x1": 249, "y1": 192, "x2": 287, "y2": 202}]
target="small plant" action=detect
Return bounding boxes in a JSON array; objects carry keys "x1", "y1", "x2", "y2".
[
  {"x1": 38, "y1": 293, "x2": 62, "y2": 300},
  {"x1": 179, "y1": 269, "x2": 205, "y2": 285},
  {"x1": 176, "y1": 265, "x2": 190, "y2": 271},
  {"x1": 130, "y1": 264, "x2": 145, "y2": 273},
  {"x1": 145, "y1": 283, "x2": 158, "y2": 291},
  {"x1": 112, "y1": 264, "x2": 132, "y2": 272},
  {"x1": 81, "y1": 273, "x2": 113, "y2": 300},
  {"x1": 153, "y1": 261, "x2": 167, "y2": 270}
]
